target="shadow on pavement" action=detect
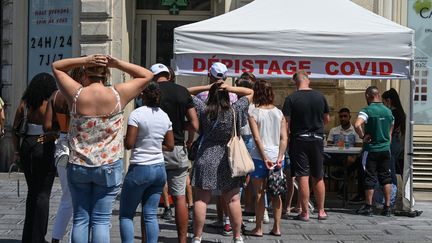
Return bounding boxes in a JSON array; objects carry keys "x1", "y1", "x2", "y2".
[
  {"x1": 158, "y1": 237, "x2": 214, "y2": 243},
  {"x1": 0, "y1": 240, "x2": 21, "y2": 243}
]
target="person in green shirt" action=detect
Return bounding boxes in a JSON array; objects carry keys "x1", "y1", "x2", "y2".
[{"x1": 354, "y1": 86, "x2": 394, "y2": 217}]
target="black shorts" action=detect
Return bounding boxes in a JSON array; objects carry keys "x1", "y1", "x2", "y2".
[
  {"x1": 289, "y1": 137, "x2": 324, "y2": 178},
  {"x1": 362, "y1": 151, "x2": 392, "y2": 189}
]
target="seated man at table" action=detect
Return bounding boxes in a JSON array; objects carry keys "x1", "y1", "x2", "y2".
[{"x1": 326, "y1": 107, "x2": 363, "y2": 203}]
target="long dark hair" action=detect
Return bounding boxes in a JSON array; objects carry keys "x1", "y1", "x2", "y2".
[
  {"x1": 142, "y1": 82, "x2": 161, "y2": 107},
  {"x1": 22, "y1": 72, "x2": 57, "y2": 110},
  {"x1": 382, "y1": 88, "x2": 406, "y2": 135},
  {"x1": 382, "y1": 88, "x2": 404, "y2": 111},
  {"x1": 253, "y1": 79, "x2": 274, "y2": 107},
  {"x1": 205, "y1": 82, "x2": 230, "y2": 120}
]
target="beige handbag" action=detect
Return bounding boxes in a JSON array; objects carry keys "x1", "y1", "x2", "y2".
[{"x1": 228, "y1": 108, "x2": 255, "y2": 177}]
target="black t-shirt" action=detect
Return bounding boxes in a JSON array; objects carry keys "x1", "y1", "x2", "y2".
[
  {"x1": 282, "y1": 89, "x2": 329, "y2": 136},
  {"x1": 158, "y1": 81, "x2": 194, "y2": 145}
]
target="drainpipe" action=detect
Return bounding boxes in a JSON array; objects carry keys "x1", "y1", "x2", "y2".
[{"x1": 0, "y1": 1, "x2": 3, "y2": 95}]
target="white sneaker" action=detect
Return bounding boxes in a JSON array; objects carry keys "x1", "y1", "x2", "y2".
[
  {"x1": 232, "y1": 236, "x2": 244, "y2": 243},
  {"x1": 263, "y1": 209, "x2": 270, "y2": 224},
  {"x1": 247, "y1": 216, "x2": 256, "y2": 222},
  {"x1": 191, "y1": 236, "x2": 201, "y2": 243}
]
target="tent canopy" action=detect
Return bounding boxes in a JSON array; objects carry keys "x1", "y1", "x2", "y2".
[{"x1": 174, "y1": 0, "x2": 414, "y2": 79}]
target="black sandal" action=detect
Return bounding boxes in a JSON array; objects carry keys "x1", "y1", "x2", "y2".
[
  {"x1": 243, "y1": 230, "x2": 263, "y2": 237},
  {"x1": 268, "y1": 231, "x2": 282, "y2": 236}
]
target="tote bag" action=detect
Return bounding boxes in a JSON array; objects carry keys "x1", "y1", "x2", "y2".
[{"x1": 228, "y1": 108, "x2": 254, "y2": 177}]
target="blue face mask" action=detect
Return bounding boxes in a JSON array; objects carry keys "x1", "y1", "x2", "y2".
[{"x1": 135, "y1": 97, "x2": 143, "y2": 108}]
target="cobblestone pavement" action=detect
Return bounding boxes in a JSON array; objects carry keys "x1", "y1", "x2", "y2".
[{"x1": 1, "y1": 173, "x2": 431, "y2": 243}]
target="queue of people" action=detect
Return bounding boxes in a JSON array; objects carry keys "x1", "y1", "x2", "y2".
[{"x1": 9, "y1": 57, "x2": 402, "y2": 243}]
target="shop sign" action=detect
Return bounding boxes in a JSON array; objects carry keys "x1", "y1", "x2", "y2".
[
  {"x1": 408, "y1": 0, "x2": 432, "y2": 124},
  {"x1": 161, "y1": 0, "x2": 189, "y2": 15},
  {"x1": 27, "y1": 0, "x2": 73, "y2": 83}
]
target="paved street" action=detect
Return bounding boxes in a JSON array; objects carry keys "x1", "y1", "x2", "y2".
[{"x1": 1, "y1": 173, "x2": 431, "y2": 243}]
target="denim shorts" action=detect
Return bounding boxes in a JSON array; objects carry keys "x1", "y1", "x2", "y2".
[{"x1": 250, "y1": 158, "x2": 285, "y2": 179}]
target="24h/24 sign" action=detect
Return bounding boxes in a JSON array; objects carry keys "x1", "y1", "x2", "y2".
[{"x1": 27, "y1": 0, "x2": 73, "y2": 83}]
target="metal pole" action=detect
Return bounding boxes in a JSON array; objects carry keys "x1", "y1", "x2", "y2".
[{"x1": 408, "y1": 60, "x2": 415, "y2": 210}]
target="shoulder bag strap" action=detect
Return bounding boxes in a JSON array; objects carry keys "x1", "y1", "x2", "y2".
[
  {"x1": 23, "y1": 105, "x2": 28, "y2": 120},
  {"x1": 231, "y1": 107, "x2": 237, "y2": 137}
]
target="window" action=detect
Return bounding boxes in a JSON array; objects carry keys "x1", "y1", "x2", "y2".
[
  {"x1": 414, "y1": 69, "x2": 428, "y2": 102},
  {"x1": 137, "y1": 0, "x2": 211, "y2": 11}
]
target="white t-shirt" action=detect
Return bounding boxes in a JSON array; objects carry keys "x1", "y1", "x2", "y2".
[
  {"x1": 249, "y1": 106, "x2": 284, "y2": 161},
  {"x1": 240, "y1": 104, "x2": 255, "y2": 136},
  {"x1": 327, "y1": 124, "x2": 362, "y2": 145},
  {"x1": 128, "y1": 106, "x2": 172, "y2": 165}
]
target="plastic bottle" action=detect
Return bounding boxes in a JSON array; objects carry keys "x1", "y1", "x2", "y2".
[
  {"x1": 338, "y1": 132, "x2": 345, "y2": 149},
  {"x1": 344, "y1": 134, "x2": 350, "y2": 149}
]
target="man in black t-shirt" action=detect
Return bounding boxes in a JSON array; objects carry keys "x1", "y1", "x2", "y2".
[
  {"x1": 282, "y1": 70, "x2": 330, "y2": 221},
  {"x1": 151, "y1": 63, "x2": 199, "y2": 243}
]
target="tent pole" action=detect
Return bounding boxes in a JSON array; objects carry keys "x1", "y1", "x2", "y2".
[{"x1": 408, "y1": 60, "x2": 415, "y2": 210}]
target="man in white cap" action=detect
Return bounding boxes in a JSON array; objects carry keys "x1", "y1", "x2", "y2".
[
  {"x1": 151, "y1": 63, "x2": 199, "y2": 243},
  {"x1": 195, "y1": 62, "x2": 238, "y2": 103}
]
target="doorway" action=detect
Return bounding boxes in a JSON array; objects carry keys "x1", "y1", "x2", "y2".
[{"x1": 135, "y1": 15, "x2": 208, "y2": 68}]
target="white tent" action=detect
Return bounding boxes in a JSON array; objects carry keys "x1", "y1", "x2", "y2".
[
  {"x1": 174, "y1": 0, "x2": 414, "y2": 79},
  {"x1": 174, "y1": 0, "x2": 416, "y2": 210}
]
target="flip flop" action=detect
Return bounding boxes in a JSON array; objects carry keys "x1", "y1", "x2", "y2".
[
  {"x1": 268, "y1": 231, "x2": 282, "y2": 237},
  {"x1": 318, "y1": 212, "x2": 328, "y2": 220},
  {"x1": 243, "y1": 230, "x2": 263, "y2": 237},
  {"x1": 294, "y1": 213, "x2": 309, "y2": 222}
]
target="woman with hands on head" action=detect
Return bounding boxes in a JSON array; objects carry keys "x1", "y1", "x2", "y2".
[
  {"x1": 188, "y1": 81, "x2": 253, "y2": 243},
  {"x1": 51, "y1": 54, "x2": 153, "y2": 243},
  {"x1": 244, "y1": 80, "x2": 287, "y2": 237}
]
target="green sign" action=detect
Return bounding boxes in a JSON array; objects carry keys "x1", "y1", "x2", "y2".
[{"x1": 161, "y1": 0, "x2": 189, "y2": 15}]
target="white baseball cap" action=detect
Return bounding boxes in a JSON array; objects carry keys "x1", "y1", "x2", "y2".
[
  {"x1": 209, "y1": 62, "x2": 228, "y2": 79},
  {"x1": 150, "y1": 63, "x2": 170, "y2": 75}
]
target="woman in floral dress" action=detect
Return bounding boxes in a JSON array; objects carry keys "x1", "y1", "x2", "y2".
[{"x1": 188, "y1": 81, "x2": 253, "y2": 243}]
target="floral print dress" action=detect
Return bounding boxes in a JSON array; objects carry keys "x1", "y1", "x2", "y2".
[{"x1": 191, "y1": 96, "x2": 249, "y2": 191}]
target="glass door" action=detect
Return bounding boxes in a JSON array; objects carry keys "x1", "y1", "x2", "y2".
[
  {"x1": 135, "y1": 14, "x2": 207, "y2": 68},
  {"x1": 135, "y1": 15, "x2": 151, "y2": 68}
]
